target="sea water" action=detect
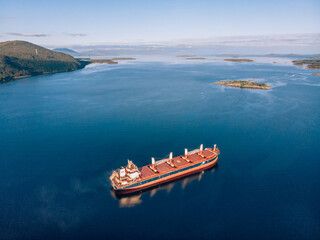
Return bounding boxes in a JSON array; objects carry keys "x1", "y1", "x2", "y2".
[{"x1": 0, "y1": 59, "x2": 319, "y2": 240}]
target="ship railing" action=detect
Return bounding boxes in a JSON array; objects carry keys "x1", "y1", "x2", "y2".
[
  {"x1": 154, "y1": 148, "x2": 201, "y2": 165},
  {"x1": 154, "y1": 157, "x2": 171, "y2": 165},
  {"x1": 187, "y1": 148, "x2": 201, "y2": 155}
]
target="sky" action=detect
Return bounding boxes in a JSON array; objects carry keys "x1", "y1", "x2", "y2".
[{"x1": 0, "y1": 0, "x2": 319, "y2": 51}]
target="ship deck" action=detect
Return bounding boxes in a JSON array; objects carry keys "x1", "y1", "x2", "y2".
[{"x1": 139, "y1": 149, "x2": 216, "y2": 180}]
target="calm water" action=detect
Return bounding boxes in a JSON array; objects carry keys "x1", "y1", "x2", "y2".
[{"x1": 0, "y1": 59, "x2": 319, "y2": 240}]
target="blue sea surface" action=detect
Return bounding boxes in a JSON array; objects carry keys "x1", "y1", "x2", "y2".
[{"x1": 0, "y1": 60, "x2": 319, "y2": 240}]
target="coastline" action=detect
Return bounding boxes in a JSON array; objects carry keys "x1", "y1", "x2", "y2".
[{"x1": 0, "y1": 58, "x2": 120, "y2": 84}]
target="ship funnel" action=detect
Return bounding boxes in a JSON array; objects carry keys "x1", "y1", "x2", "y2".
[
  {"x1": 200, "y1": 144, "x2": 203, "y2": 152},
  {"x1": 169, "y1": 152, "x2": 173, "y2": 160},
  {"x1": 185, "y1": 148, "x2": 188, "y2": 156},
  {"x1": 214, "y1": 144, "x2": 216, "y2": 150},
  {"x1": 151, "y1": 157, "x2": 155, "y2": 165}
]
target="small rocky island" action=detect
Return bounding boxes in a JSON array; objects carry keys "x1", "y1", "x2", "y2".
[
  {"x1": 214, "y1": 80, "x2": 271, "y2": 90},
  {"x1": 224, "y1": 58, "x2": 253, "y2": 62},
  {"x1": 78, "y1": 57, "x2": 136, "y2": 65},
  {"x1": 112, "y1": 58, "x2": 136, "y2": 60},
  {"x1": 292, "y1": 59, "x2": 320, "y2": 70},
  {"x1": 78, "y1": 58, "x2": 118, "y2": 65}
]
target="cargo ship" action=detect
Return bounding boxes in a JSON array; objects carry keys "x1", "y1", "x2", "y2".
[{"x1": 109, "y1": 144, "x2": 220, "y2": 194}]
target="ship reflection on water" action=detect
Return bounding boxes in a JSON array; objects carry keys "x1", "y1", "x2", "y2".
[{"x1": 110, "y1": 166, "x2": 217, "y2": 208}]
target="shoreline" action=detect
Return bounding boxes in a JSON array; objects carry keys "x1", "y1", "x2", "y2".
[{"x1": 0, "y1": 58, "x2": 121, "y2": 84}]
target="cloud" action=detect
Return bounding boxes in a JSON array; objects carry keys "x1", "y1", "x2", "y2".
[
  {"x1": 64, "y1": 33, "x2": 87, "y2": 37},
  {"x1": 180, "y1": 34, "x2": 320, "y2": 47},
  {"x1": 151, "y1": 33, "x2": 320, "y2": 48},
  {"x1": 7, "y1": 32, "x2": 49, "y2": 37}
]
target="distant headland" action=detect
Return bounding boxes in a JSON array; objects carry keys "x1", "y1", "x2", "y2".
[{"x1": 214, "y1": 79, "x2": 270, "y2": 90}]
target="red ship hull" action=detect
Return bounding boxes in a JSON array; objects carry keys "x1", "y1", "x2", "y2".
[{"x1": 114, "y1": 154, "x2": 218, "y2": 195}]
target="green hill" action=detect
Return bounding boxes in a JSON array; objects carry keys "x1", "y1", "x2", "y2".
[{"x1": 0, "y1": 40, "x2": 86, "y2": 83}]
